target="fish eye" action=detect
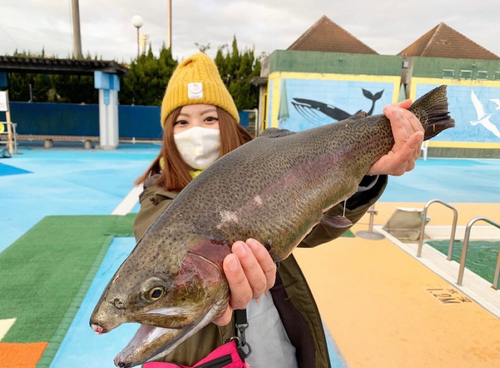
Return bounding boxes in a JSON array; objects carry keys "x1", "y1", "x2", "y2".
[
  {"x1": 141, "y1": 277, "x2": 168, "y2": 302},
  {"x1": 148, "y1": 287, "x2": 165, "y2": 301}
]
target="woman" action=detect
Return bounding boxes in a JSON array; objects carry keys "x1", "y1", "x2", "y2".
[{"x1": 134, "y1": 53, "x2": 423, "y2": 367}]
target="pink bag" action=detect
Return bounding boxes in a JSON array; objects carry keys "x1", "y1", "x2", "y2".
[{"x1": 144, "y1": 340, "x2": 249, "y2": 368}]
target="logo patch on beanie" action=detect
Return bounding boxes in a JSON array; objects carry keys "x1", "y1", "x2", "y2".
[{"x1": 188, "y1": 82, "x2": 203, "y2": 99}]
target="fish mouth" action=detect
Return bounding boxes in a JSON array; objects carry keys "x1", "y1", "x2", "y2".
[
  {"x1": 113, "y1": 299, "x2": 227, "y2": 367},
  {"x1": 114, "y1": 324, "x2": 179, "y2": 367}
]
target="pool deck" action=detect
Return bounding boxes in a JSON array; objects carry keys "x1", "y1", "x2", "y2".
[
  {"x1": 295, "y1": 202, "x2": 500, "y2": 368},
  {"x1": 1, "y1": 144, "x2": 499, "y2": 367}
]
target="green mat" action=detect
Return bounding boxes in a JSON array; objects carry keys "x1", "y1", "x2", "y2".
[
  {"x1": 428, "y1": 240, "x2": 500, "y2": 284},
  {"x1": 0, "y1": 214, "x2": 136, "y2": 343},
  {"x1": 0, "y1": 214, "x2": 353, "y2": 347},
  {"x1": 342, "y1": 229, "x2": 355, "y2": 238}
]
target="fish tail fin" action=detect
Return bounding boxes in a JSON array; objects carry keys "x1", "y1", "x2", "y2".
[{"x1": 409, "y1": 85, "x2": 455, "y2": 141}]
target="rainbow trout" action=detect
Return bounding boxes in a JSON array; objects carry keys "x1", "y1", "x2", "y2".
[{"x1": 90, "y1": 85, "x2": 454, "y2": 367}]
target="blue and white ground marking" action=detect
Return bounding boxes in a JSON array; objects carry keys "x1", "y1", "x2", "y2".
[
  {"x1": 50, "y1": 237, "x2": 138, "y2": 368},
  {"x1": 0, "y1": 162, "x2": 31, "y2": 176}
]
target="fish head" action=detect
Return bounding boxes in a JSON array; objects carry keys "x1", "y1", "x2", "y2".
[{"x1": 89, "y1": 233, "x2": 231, "y2": 367}]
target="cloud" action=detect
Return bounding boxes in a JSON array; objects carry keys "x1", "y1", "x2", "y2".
[{"x1": 0, "y1": 0, "x2": 498, "y2": 62}]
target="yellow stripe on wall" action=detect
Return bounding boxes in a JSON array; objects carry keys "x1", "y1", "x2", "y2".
[{"x1": 427, "y1": 141, "x2": 500, "y2": 149}]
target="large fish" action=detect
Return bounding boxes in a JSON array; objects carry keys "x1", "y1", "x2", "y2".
[{"x1": 90, "y1": 85, "x2": 454, "y2": 367}]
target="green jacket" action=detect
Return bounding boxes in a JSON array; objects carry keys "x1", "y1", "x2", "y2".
[{"x1": 133, "y1": 175, "x2": 388, "y2": 368}]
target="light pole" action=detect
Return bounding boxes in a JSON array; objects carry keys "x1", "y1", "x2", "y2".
[
  {"x1": 71, "y1": 0, "x2": 82, "y2": 59},
  {"x1": 167, "y1": 0, "x2": 172, "y2": 50},
  {"x1": 131, "y1": 15, "x2": 144, "y2": 59}
]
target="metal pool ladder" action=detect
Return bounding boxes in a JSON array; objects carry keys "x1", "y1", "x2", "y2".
[
  {"x1": 417, "y1": 199, "x2": 458, "y2": 259},
  {"x1": 457, "y1": 217, "x2": 500, "y2": 290}
]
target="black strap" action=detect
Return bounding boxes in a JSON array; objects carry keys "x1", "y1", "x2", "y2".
[
  {"x1": 234, "y1": 309, "x2": 251, "y2": 360},
  {"x1": 195, "y1": 354, "x2": 233, "y2": 368}
]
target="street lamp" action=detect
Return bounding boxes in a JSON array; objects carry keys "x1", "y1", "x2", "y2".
[{"x1": 132, "y1": 15, "x2": 144, "y2": 59}]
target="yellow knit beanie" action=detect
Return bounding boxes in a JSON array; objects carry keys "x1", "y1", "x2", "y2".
[{"x1": 161, "y1": 53, "x2": 239, "y2": 127}]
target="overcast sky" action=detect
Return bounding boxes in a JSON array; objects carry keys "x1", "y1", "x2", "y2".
[{"x1": 1, "y1": 0, "x2": 499, "y2": 63}]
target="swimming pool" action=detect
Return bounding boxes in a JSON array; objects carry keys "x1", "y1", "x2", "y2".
[{"x1": 428, "y1": 239, "x2": 500, "y2": 284}]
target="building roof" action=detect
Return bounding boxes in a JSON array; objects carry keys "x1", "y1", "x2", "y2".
[
  {"x1": 398, "y1": 23, "x2": 499, "y2": 60},
  {"x1": 0, "y1": 56, "x2": 129, "y2": 76},
  {"x1": 287, "y1": 15, "x2": 378, "y2": 54}
]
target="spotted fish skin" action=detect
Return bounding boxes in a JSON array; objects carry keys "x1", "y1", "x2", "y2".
[{"x1": 90, "y1": 85, "x2": 454, "y2": 367}]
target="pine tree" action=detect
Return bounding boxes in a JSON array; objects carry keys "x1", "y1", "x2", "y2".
[
  {"x1": 6, "y1": 49, "x2": 97, "y2": 103},
  {"x1": 120, "y1": 44, "x2": 178, "y2": 105},
  {"x1": 4, "y1": 39, "x2": 261, "y2": 109},
  {"x1": 214, "y1": 36, "x2": 261, "y2": 110}
]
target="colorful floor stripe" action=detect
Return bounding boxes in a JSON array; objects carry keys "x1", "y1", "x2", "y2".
[
  {"x1": 0, "y1": 215, "x2": 135, "y2": 367},
  {"x1": 0, "y1": 342, "x2": 48, "y2": 368},
  {"x1": 0, "y1": 318, "x2": 16, "y2": 341}
]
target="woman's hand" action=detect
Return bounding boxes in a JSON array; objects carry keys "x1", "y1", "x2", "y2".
[
  {"x1": 213, "y1": 238, "x2": 276, "y2": 326},
  {"x1": 368, "y1": 99, "x2": 425, "y2": 176}
]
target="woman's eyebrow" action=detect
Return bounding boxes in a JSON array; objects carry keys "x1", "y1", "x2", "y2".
[{"x1": 200, "y1": 108, "x2": 217, "y2": 115}]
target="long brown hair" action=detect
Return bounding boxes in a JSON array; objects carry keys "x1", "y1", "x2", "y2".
[{"x1": 135, "y1": 106, "x2": 253, "y2": 192}]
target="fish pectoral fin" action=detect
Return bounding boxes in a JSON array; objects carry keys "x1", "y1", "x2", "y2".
[{"x1": 320, "y1": 214, "x2": 353, "y2": 229}]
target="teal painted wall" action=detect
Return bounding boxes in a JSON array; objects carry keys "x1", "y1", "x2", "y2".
[
  {"x1": 269, "y1": 50, "x2": 402, "y2": 76},
  {"x1": 412, "y1": 57, "x2": 500, "y2": 80}
]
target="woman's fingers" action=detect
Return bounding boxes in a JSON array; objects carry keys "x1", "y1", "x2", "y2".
[
  {"x1": 223, "y1": 248, "x2": 253, "y2": 310},
  {"x1": 222, "y1": 239, "x2": 276, "y2": 307},
  {"x1": 388, "y1": 131, "x2": 424, "y2": 176},
  {"x1": 212, "y1": 304, "x2": 233, "y2": 326},
  {"x1": 245, "y1": 238, "x2": 276, "y2": 292},
  {"x1": 214, "y1": 239, "x2": 277, "y2": 326},
  {"x1": 393, "y1": 99, "x2": 412, "y2": 109}
]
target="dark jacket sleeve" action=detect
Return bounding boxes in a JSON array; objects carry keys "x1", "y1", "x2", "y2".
[
  {"x1": 299, "y1": 175, "x2": 388, "y2": 248},
  {"x1": 133, "y1": 184, "x2": 178, "y2": 241}
]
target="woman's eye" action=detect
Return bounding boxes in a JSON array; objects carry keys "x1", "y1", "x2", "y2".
[
  {"x1": 205, "y1": 117, "x2": 219, "y2": 123},
  {"x1": 174, "y1": 120, "x2": 188, "y2": 126}
]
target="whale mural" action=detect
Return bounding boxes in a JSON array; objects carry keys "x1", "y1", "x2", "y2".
[
  {"x1": 291, "y1": 89, "x2": 384, "y2": 124},
  {"x1": 275, "y1": 79, "x2": 396, "y2": 132}
]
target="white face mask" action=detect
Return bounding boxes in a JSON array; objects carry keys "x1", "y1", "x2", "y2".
[{"x1": 173, "y1": 127, "x2": 221, "y2": 170}]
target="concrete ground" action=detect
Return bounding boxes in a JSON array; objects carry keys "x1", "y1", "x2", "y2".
[{"x1": 295, "y1": 202, "x2": 500, "y2": 368}]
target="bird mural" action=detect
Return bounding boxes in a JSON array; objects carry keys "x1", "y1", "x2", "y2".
[
  {"x1": 470, "y1": 90, "x2": 500, "y2": 139},
  {"x1": 490, "y1": 98, "x2": 500, "y2": 111}
]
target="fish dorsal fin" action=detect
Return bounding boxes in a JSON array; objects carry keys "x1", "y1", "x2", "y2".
[
  {"x1": 260, "y1": 128, "x2": 296, "y2": 138},
  {"x1": 347, "y1": 111, "x2": 368, "y2": 120}
]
